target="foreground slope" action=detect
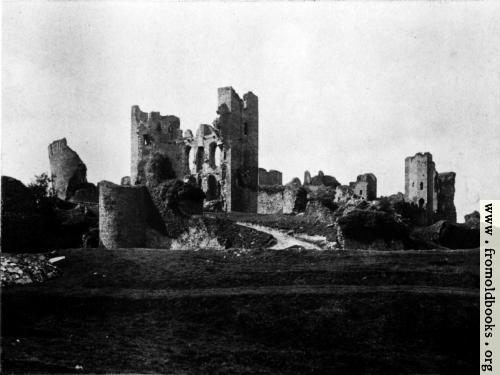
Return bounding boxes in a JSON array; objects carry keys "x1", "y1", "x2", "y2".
[{"x1": 2, "y1": 248, "x2": 478, "y2": 374}]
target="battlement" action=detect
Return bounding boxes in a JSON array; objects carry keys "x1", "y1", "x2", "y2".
[
  {"x1": 218, "y1": 87, "x2": 258, "y2": 113},
  {"x1": 405, "y1": 152, "x2": 433, "y2": 164},
  {"x1": 259, "y1": 168, "x2": 283, "y2": 186},
  {"x1": 131, "y1": 105, "x2": 180, "y2": 131}
]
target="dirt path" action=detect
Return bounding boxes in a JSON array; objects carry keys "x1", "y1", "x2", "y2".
[{"x1": 237, "y1": 222, "x2": 323, "y2": 250}]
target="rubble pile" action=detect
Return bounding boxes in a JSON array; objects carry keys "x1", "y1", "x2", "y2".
[{"x1": 0, "y1": 254, "x2": 61, "y2": 286}]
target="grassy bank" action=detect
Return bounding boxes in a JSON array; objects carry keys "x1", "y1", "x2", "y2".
[{"x1": 2, "y1": 248, "x2": 479, "y2": 374}]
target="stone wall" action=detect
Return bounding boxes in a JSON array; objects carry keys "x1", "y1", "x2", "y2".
[
  {"x1": 283, "y1": 184, "x2": 306, "y2": 214},
  {"x1": 257, "y1": 183, "x2": 306, "y2": 215},
  {"x1": 48, "y1": 138, "x2": 88, "y2": 200},
  {"x1": 351, "y1": 173, "x2": 377, "y2": 201},
  {"x1": 217, "y1": 88, "x2": 259, "y2": 213},
  {"x1": 130, "y1": 106, "x2": 185, "y2": 185},
  {"x1": 98, "y1": 181, "x2": 166, "y2": 248},
  {"x1": 259, "y1": 168, "x2": 282, "y2": 186},
  {"x1": 257, "y1": 186, "x2": 285, "y2": 214},
  {"x1": 436, "y1": 172, "x2": 457, "y2": 223}
]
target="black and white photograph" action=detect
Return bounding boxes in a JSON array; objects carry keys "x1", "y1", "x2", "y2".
[{"x1": 1, "y1": 1, "x2": 499, "y2": 374}]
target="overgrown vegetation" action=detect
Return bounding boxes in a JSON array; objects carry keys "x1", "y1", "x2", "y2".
[{"x1": 26, "y1": 172, "x2": 54, "y2": 205}]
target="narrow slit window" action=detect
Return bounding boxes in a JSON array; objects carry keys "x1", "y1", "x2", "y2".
[{"x1": 143, "y1": 134, "x2": 152, "y2": 146}]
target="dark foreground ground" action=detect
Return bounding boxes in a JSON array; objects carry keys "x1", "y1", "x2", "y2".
[{"x1": 2, "y1": 248, "x2": 478, "y2": 374}]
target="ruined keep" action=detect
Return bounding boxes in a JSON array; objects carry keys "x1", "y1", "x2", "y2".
[
  {"x1": 131, "y1": 87, "x2": 259, "y2": 212},
  {"x1": 404, "y1": 152, "x2": 456, "y2": 225}
]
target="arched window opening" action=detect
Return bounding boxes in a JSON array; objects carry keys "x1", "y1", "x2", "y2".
[
  {"x1": 206, "y1": 175, "x2": 218, "y2": 200},
  {"x1": 418, "y1": 198, "x2": 425, "y2": 209},
  {"x1": 359, "y1": 190, "x2": 363, "y2": 196},
  {"x1": 184, "y1": 146, "x2": 191, "y2": 174},
  {"x1": 215, "y1": 145, "x2": 222, "y2": 167},
  {"x1": 244, "y1": 122, "x2": 248, "y2": 135},
  {"x1": 196, "y1": 147, "x2": 204, "y2": 172},
  {"x1": 420, "y1": 182, "x2": 424, "y2": 190},
  {"x1": 208, "y1": 142, "x2": 217, "y2": 168},
  {"x1": 156, "y1": 123, "x2": 162, "y2": 132},
  {"x1": 188, "y1": 145, "x2": 196, "y2": 174}
]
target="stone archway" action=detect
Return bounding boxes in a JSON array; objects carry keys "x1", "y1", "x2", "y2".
[
  {"x1": 206, "y1": 174, "x2": 218, "y2": 200},
  {"x1": 418, "y1": 198, "x2": 425, "y2": 209},
  {"x1": 196, "y1": 147, "x2": 204, "y2": 172},
  {"x1": 208, "y1": 142, "x2": 217, "y2": 168}
]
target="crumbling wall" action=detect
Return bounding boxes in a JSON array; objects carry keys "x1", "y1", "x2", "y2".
[
  {"x1": 99, "y1": 181, "x2": 166, "y2": 248},
  {"x1": 352, "y1": 173, "x2": 377, "y2": 200},
  {"x1": 335, "y1": 185, "x2": 353, "y2": 203},
  {"x1": 131, "y1": 87, "x2": 259, "y2": 213},
  {"x1": 187, "y1": 124, "x2": 226, "y2": 208},
  {"x1": 130, "y1": 106, "x2": 186, "y2": 185},
  {"x1": 48, "y1": 138, "x2": 88, "y2": 200},
  {"x1": 283, "y1": 183, "x2": 307, "y2": 214},
  {"x1": 309, "y1": 171, "x2": 340, "y2": 188},
  {"x1": 257, "y1": 186, "x2": 285, "y2": 214},
  {"x1": 436, "y1": 172, "x2": 457, "y2": 223},
  {"x1": 215, "y1": 87, "x2": 259, "y2": 213},
  {"x1": 464, "y1": 211, "x2": 480, "y2": 230},
  {"x1": 259, "y1": 168, "x2": 282, "y2": 186}
]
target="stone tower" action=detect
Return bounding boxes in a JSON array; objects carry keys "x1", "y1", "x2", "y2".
[
  {"x1": 405, "y1": 152, "x2": 437, "y2": 224},
  {"x1": 405, "y1": 152, "x2": 457, "y2": 225},
  {"x1": 130, "y1": 87, "x2": 259, "y2": 213},
  {"x1": 353, "y1": 173, "x2": 377, "y2": 200},
  {"x1": 130, "y1": 106, "x2": 186, "y2": 185},
  {"x1": 215, "y1": 87, "x2": 259, "y2": 212}
]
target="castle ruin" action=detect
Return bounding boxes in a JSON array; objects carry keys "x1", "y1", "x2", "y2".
[
  {"x1": 131, "y1": 87, "x2": 259, "y2": 213},
  {"x1": 349, "y1": 173, "x2": 377, "y2": 201},
  {"x1": 404, "y1": 152, "x2": 456, "y2": 224}
]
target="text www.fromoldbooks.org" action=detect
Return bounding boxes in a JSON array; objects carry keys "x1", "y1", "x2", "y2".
[{"x1": 481, "y1": 201, "x2": 498, "y2": 372}]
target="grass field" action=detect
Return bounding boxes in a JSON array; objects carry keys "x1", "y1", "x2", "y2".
[{"x1": 2, "y1": 248, "x2": 479, "y2": 374}]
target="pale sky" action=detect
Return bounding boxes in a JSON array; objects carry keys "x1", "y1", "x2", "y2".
[{"x1": 2, "y1": 1, "x2": 500, "y2": 221}]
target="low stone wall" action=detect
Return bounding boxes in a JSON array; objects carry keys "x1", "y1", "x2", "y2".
[
  {"x1": 258, "y1": 185, "x2": 307, "y2": 215},
  {"x1": 99, "y1": 181, "x2": 166, "y2": 248},
  {"x1": 258, "y1": 186, "x2": 285, "y2": 214},
  {"x1": 283, "y1": 185, "x2": 307, "y2": 214}
]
